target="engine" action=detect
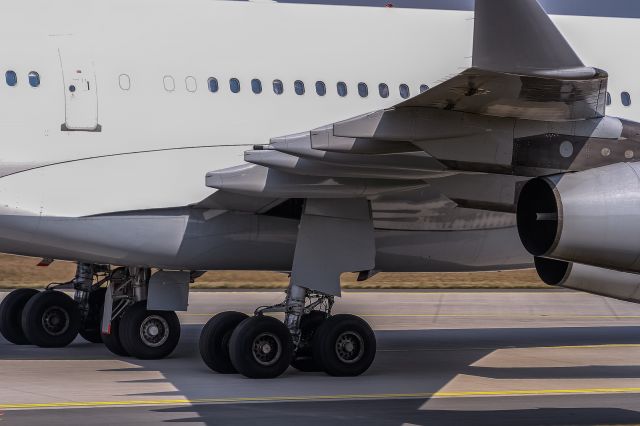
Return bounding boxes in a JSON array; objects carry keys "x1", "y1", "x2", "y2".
[
  {"x1": 534, "y1": 257, "x2": 640, "y2": 303},
  {"x1": 517, "y1": 162, "x2": 640, "y2": 273}
]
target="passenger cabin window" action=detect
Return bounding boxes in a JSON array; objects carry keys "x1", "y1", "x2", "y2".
[
  {"x1": 420, "y1": 84, "x2": 429, "y2": 93},
  {"x1": 208, "y1": 77, "x2": 219, "y2": 93},
  {"x1": 622, "y1": 91, "x2": 632, "y2": 107},
  {"x1": 28, "y1": 71, "x2": 40, "y2": 87},
  {"x1": 118, "y1": 74, "x2": 130, "y2": 91},
  {"x1": 606, "y1": 92, "x2": 612, "y2": 106},
  {"x1": 230, "y1": 78, "x2": 240, "y2": 93},
  {"x1": 358, "y1": 82, "x2": 368, "y2": 98},
  {"x1": 273, "y1": 79, "x2": 284, "y2": 95},
  {"x1": 400, "y1": 84, "x2": 410, "y2": 99},
  {"x1": 185, "y1": 76, "x2": 197, "y2": 92},
  {"x1": 316, "y1": 81, "x2": 326, "y2": 96},
  {"x1": 294, "y1": 80, "x2": 305, "y2": 95},
  {"x1": 163, "y1": 75, "x2": 175, "y2": 92},
  {"x1": 251, "y1": 79, "x2": 262, "y2": 94},
  {"x1": 379, "y1": 83, "x2": 389, "y2": 98},
  {"x1": 337, "y1": 81, "x2": 347, "y2": 97},
  {"x1": 6, "y1": 71, "x2": 17, "y2": 87}
]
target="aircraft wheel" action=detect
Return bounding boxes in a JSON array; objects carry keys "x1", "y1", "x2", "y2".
[
  {"x1": 291, "y1": 310, "x2": 327, "y2": 372},
  {"x1": 79, "y1": 288, "x2": 107, "y2": 344},
  {"x1": 102, "y1": 315, "x2": 129, "y2": 357},
  {"x1": 119, "y1": 302, "x2": 180, "y2": 359},
  {"x1": 313, "y1": 314, "x2": 376, "y2": 377},
  {"x1": 0, "y1": 288, "x2": 39, "y2": 345},
  {"x1": 21, "y1": 290, "x2": 80, "y2": 348},
  {"x1": 229, "y1": 316, "x2": 293, "y2": 379},
  {"x1": 199, "y1": 311, "x2": 248, "y2": 373}
]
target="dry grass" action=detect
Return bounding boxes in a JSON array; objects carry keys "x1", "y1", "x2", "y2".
[{"x1": 0, "y1": 254, "x2": 546, "y2": 290}]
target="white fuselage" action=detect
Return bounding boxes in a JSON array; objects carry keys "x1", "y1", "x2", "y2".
[{"x1": 0, "y1": 0, "x2": 636, "y2": 217}]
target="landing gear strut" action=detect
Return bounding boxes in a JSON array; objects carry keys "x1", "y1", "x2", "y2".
[
  {"x1": 101, "y1": 267, "x2": 180, "y2": 359},
  {"x1": 199, "y1": 198, "x2": 378, "y2": 379}
]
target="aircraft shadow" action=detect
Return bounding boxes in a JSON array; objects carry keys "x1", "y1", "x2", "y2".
[{"x1": 3, "y1": 325, "x2": 640, "y2": 425}]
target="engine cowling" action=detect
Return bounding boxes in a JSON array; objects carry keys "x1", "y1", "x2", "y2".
[
  {"x1": 535, "y1": 257, "x2": 640, "y2": 303},
  {"x1": 517, "y1": 162, "x2": 640, "y2": 273}
]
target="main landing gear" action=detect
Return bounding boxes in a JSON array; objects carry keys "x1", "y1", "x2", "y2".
[
  {"x1": 199, "y1": 284, "x2": 376, "y2": 379},
  {"x1": 0, "y1": 264, "x2": 181, "y2": 360}
]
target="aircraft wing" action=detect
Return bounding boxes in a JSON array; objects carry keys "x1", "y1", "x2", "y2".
[{"x1": 204, "y1": 0, "x2": 608, "y2": 207}]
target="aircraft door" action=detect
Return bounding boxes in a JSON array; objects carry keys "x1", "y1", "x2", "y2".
[{"x1": 59, "y1": 50, "x2": 100, "y2": 131}]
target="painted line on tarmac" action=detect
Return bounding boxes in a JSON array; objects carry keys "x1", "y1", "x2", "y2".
[
  {"x1": 4, "y1": 387, "x2": 640, "y2": 410},
  {"x1": 378, "y1": 343, "x2": 640, "y2": 352},
  {"x1": 180, "y1": 313, "x2": 640, "y2": 319}
]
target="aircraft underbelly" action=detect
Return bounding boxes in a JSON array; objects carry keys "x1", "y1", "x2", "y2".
[{"x1": 0, "y1": 209, "x2": 531, "y2": 272}]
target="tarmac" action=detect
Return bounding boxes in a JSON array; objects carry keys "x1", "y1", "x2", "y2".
[{"x1": 3, "y1": 289, "x2": 640, "y2": 425}]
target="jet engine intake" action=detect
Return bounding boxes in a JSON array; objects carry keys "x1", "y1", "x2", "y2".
[{"x1": 517, "y1": 162, "x2": 640, "y2": 273}]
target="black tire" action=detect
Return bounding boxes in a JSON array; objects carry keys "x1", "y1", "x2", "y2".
[
  {"x1": 199, "y1": 311, "x2": 249, "y2": 374},
  {"x1": 79, "y1": 288, "x2": 107, "y2": 344},
  {"x1": 229, "y1": 316, "x2": 293, "y2": 379},
  {"x1": 119, "y1": 302, "x2": 180, "y2": 360},
  {"x1": 0, "y1": 288, "x2": 39, "y2": 345},
  {"x1": 313, "y1": 314, "x2": 376, "y2": 377},
  {"x1": 291, "y1": 311, "x2": 327, "y2": 372},
  {"x1": 21, "y1": 290, "x2": 80, "y2": 348},
  {"x1": 102, "y1": 315, "x2": 129, "y2": 357}
]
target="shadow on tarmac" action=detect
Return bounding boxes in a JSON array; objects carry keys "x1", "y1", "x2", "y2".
[{"x1": 4, "y1": 325, "x2": 640, "y2": 425}]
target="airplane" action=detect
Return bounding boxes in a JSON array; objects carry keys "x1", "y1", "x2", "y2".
[{"x1": 0, "y1": 0, "x2": 638, "y2": 379}]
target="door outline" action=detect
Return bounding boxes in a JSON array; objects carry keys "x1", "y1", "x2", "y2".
[{"x1": 58, "y1": 49, "x2": 101, "y2": 132}]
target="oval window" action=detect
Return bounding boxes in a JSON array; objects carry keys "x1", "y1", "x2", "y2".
[
  {"x1": 400, "y1": 84, "x2": 410, "y2": 99},
  {"x1": 273, "y1": 79, "x2": 284, "y2": 95},
  {"x1": 420, "y1": 84, "x2": 429, "y2": 93},
  {"x1": 208, "y1": 77, "x2": 219, "y2": 93},
  {"x1": 118, "y1": 74, "x2": 130, "y2": 91},
  {"x1": 230, "y1": 78, "x2": 240, "y2": 93},
  {"x1": 337, "y1": 81, "x2": 347, "y2": 97},
  {"x1": 163, "y1": 75, "x2": 175, "y2": 92},
  {"x1": 6, "y1": 71, "x2": 17, "y2": 87},
  {"x1": 622, "y1": 91, "x2": 632, "y2": 107},
  {"x1": 294, "y1": 80, "x2": 305, "y2": 95},
  {"x1": 379, "y1": 83, "x2": 389, "y2": 98},
  {"x1": 28, "y1": 71, "x2": 40, "y2": 88},
  {"x1": 185, "y1": 76, "x2": 197, "y2": 92},
  {"x1": 315, "y1": 81, "x2": 326, "y2": 96},
  {"x1": 251, "y1": 79, "x2": 262, "y2": 94},
  {"x1": 358, "y1": 82, "x2": 368, "y2": 98}
]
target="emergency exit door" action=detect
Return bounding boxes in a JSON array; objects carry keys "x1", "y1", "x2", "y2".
[{"x1": 59, "y1": 50, "x2": 100, "y2": 131}]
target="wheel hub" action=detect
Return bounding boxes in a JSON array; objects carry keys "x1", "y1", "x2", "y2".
[
  {"x1": 139, "y1": 315, "x2": 169, "y2": 348},
  {"x1": 252, "y1": 332, "x2": 282, "y2": 366},
  {"x1": 41, "y1": 306, "x2": 70, "y2": 336},
  {"x1": 335, "y1": 331, "x2": 364, "y2": 364}
]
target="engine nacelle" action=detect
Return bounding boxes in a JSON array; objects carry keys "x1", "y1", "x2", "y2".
[
  {"x1": 535, "y1": 257, "x2": 640, "y2": 303},
  {"x1": 517, "y1": 162, "x2": 640, "y2": 273}
]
